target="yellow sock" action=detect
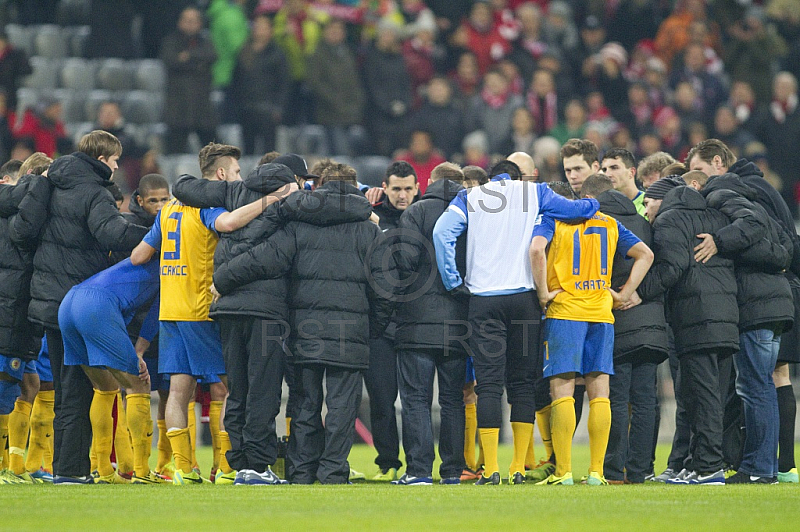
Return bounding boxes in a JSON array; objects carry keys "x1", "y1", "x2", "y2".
[
  {"x1": 156, "y1": 419, "x2": 171, "y2": 472},
  {"x1": 126, "y1": 393, "x2": 152, "y2": 478},
  {"x1": 0, "y1": 414, "x2": 10, "y2": 471},
  {"x1": 551, "y1": 397, "x2": 576, "y2": 477},
  {"x1": 188, "y1": 402, "x2": 198, "y2": 469},
  {"x1": 219, "y1": 430, "x2": 233, "y2": 474},
  {"x1": 477, "y1": 435, "x2": 485, "y2": 469},
  {"x1": 588, "y1": 397, "x2": 611, "y2": 476},
  {"x1": 209, "y1": 400, "x2": 223, "y2": 471},
  {"x1": 8, "y1": 399, "x2": 32, "y2": 475},
  {"x1": 463, "y1": 403, "x2": 477, "y2": 470},
  {"x1": 286, "y1": 417, "x2": 291, "y2": 437},
  {"x1": 27, "y1": 390, "x2": 55, "y2": 472},
  {"x1": 167, "y1": 427, "x2": 192, "y2": 474},
  {"x1": 509, "y1": 421, "x2": 533, "y2": 475},
  {"x1": 478, "y1": 428, "x2": 500, "y2": 477},
  {"x1": 526, "y1": 430, "x2": 536, "y2": 468},
  {"x1": 89, "y1": 389, "x2": 119, "y2": 476},
  {"x1": 114, "y1": 393, "x2": 135, "y2": 474},
  {"x1": 90, "y1": 437, "x2": 98, "y2": 473},
  {"x1": 536, "y1": 405, "x2": 553, "y2": 460}
]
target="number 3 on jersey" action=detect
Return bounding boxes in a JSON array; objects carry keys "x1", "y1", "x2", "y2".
[
  {"x1": 164, "y1": 212, "x2": 183, "y2": 261},
  {"x1": 572, "y1": 226, "x2": 608, "y2": 276}
]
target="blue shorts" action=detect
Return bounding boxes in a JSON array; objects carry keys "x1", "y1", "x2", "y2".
[
  {"x1": 465, "y1": 356, "x2": 475, "y2": 384},
  {"x1": 59, "y1": 287, "x2": 140, "y2": 375},
  {"x1": 0, "y1": 379, "x2": 21, "y2": 414},
  {"x1": 142, "y1": 357, "x2": 169, "y2": 392},
  {"x1": 36, "y1": 348, "x2": 53, "y2": 382},
  {"x1": 158, "y1": 321, "x2": 224, "y2": 378},
  {"x1": 0, "y1": 355, "x2": 36, "y2": 382},
  {"x1": 542, "y1": 318, "x2": 614, "y2": 378}
]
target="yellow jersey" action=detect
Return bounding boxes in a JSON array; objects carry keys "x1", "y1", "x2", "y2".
[
  {"x1": 534, "y1": 212, "x2": 640, "y2": 324},
  {"x1": 143, "y1": 199, "x2": 226, "y2": 321}
]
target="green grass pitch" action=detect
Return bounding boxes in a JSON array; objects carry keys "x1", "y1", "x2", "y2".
[{"x1": 1, "y1": 443, "x2": 797, "y2": 531}]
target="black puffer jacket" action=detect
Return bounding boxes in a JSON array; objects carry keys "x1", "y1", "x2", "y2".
[
  {"x1": 729, "y1": 158, "x2": 800, "y2": 277},
  {"x1": 28, "y1": 152, "x2": 148, "y2": 329},
  {"x1": 702, "y1": 174, "x2": 794, "y2": 333},
  {"x1": 213, "y1": 181, "x2": 394, "y2": 369},
  {"x1": 372, "y1": 197, "x2": 405, "y2": 231},
  {"x1": 394, "y1": 179, "x2": 469, "y2": 354},
  {"x1": 597, "y1": 190, "x2": 668, "y2": 364},
  {"x1": 124, "y1": 190, "x2": 157, "y2": 227},
  {"x1": 0, "y1": 175, "x2": 46, "y2": 359},
  {"x1": 172, "y1": 163, "x2": 295, "y2": 320},
  {"x1": 638, "y1": 186, "x2": 739, "y2": 357}
]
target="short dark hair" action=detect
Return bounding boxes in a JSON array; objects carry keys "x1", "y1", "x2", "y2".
[
  {"x1": 259, "y1": 151, "x2": 281, "y2": 165},
  {"x1": 319, "y1": 162, "x2": 357, "y2": 187},
  {"x1": 385, "y1": 161, "x2": 417, "y2": 183},
  {"x1": 462, "y1": 165, "x2": 488, "y2": 185},
  {"x1": 602, "y1": 148, "x2": 636, "y2": 169},
  {"x1": 489, "y1": 159, "x2": 522, "y2": 180},
  {"x1": 560, "y1": 138, "x2": 599, "y2": 165},
  {"x1": 198, "y1": 142, "x2": 241, "y2": 178},
  {"x1": 1, "y1": 159, "x2": 23, "y2": 179},
  {"x1": 685, "y1": 139, "x2": 736, "y2": 170},
  {"x1": 581, "y1": 174, "x2": 613, "y2": 198},
  {"x1": 547, "y1": 180, "x2": 576, "y2": 199},
  {"x1": 138, "y1": 173, "x2": 169, "y2": 196}
]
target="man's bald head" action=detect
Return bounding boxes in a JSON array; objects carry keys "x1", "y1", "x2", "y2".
[{"x1": 507, "y1": 152, "x2": 538, "y2": 181}]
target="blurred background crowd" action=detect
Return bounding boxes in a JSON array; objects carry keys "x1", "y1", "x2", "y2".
[{"x1": 1, "y1": 0, "x2": 800, "y2": 212}]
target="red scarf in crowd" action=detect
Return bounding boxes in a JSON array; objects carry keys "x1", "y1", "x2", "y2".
[
  {"x1": 771, "y1": 93, "x2": 798, "y2": 124},
  {"x1": 527, "y1": 90, "x2": 558, "y2": 134},
  {"x1": 482, "y1": 86, "x2": 510, "y2": 110}
]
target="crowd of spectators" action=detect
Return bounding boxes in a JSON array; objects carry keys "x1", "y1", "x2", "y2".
[{"x1": 2, "y1": 0, "x2": 800, "y2": 211}]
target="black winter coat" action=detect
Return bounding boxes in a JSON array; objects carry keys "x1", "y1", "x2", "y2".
[
  {"x1": 231, "y1": 41, "x2": 291, "y2": 125},
  {"x1": 28, "y1": 152, "x2": 148, "y2": 330},
  {"x1": 172, "y1": 163, "x2": 296, "y2": 321},
  {"x1": 701, "y1": 174, "x2": 794, "y2": 333},
  {"x1": 729, "y1": 158, "x2": 800, "y2": 277},
  {"x1": 597, "y1": 190, "x2": 667, "y2": 364},
  {"x1": 160, "y1": 31, "x2": 217, "y2": 129},
  {"x1": 394, "y1": 179, "x2": 468, "y2": 354},
  {"x1": 372, "y1": 198, "x2": 405, "y2": 231},
  {"x1": 213, "y1": 181, "x2": 394, "y2": 369},
  {"x1": 638, "y1": 186, "x2": 739, "y2": 357},
  {"x1": 0, "y1": 175, "x2": 45, "y2": 359}
]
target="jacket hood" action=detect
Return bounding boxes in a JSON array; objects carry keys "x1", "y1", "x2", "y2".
[
  {"x1": 421, "y1": 179, "x2": 464, "y2": 202},
  {"x1": 597, "y1": 189, "x2": 637, "y2": 217},
  {"x1": 243, "y1": 163, "x2": 296, "y2": 195},
  {"x1": 728, "y1": 158, "x2": 764, "y2": 180},
  {"x1": 660, "y1": 185, "x2": 706, "y2": 213},
  {"x1": 48, "y1": 152, "x2": 112, "y2": 190},
  {"x1": 283, "y1": 181, "x2": 372, "y2": 226},
  {"x1": 702, "y1": 172, "x2": 759, "y2": 202}
]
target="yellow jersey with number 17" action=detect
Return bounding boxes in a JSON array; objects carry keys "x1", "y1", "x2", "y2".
[
  {"x1": 533, "y1": 212, "x2": 641, "y2": 324},
  {"x1": 143, "y1": 199, "x2": 226, "y2": 321}
]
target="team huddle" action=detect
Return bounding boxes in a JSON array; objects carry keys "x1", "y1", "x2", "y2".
[{"x1": 0, "y1": 129, "x2": 797, "y2": 486}]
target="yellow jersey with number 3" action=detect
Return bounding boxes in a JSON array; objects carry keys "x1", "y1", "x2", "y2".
[{"x1": 143, "y1": 199, "x2": 224, "y2": 321}]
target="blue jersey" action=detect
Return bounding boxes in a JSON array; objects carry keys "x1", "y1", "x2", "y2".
[{"x1": 76, "y1": 258, "x2": 160, "y2": 341}]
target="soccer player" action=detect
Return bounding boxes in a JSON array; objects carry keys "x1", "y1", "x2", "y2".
[
  {"x1": 434, "y1": 160, "x2": 600, "y2": 485},
  {"x1": 130, "y1": 143, "x2": 279, "y2": 484},
  {"x1": 600, "y1": 148, "x2": 645, "y2": 216},
  {"x1": 530, "y1": 187, "x2": 653, "y2": 486},
  {"x1": 60, "y1": 257, "x2": 163, "y2": 484},
  {"x1": 561, "y1": 138, "x2": 600, "y2": 195}
]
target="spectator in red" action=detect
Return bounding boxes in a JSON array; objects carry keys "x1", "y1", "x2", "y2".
[
  {"x1": 450, "y1": 51, "x2": 481, "y2": 105},
  {"x1": 654, "y1": 0, "x2": 719, "y2": 71},
  {"x1": 507, "y1": 2, "x2": 548, "y2": 84},
  {"x1": 451, "y1": 1, "x2": 510, "y2": 76},
  {"x1": 466, "y1": 68, "x2": 523, "y2": 154},
  {"x1": 526, "y1": 68, "x2": 560, "y2": 136},
  {"x1": 9, "y1": 95, "x2": 72, "y2": 158},
  {"x1": 394, "y1": 129, "x2": 446, "y2": 195}
]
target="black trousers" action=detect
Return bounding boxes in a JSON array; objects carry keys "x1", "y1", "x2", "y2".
[
  {"x1": 219, "y1": 317, "x2": 286, "y2": 472},
  {"x1": 397, "y1": 348, "x2": 466, "y2": 479},
  {"x1": 667, "y1": 344, "x2": 692, "y2": 471},
  {"x1": 605, "y1": 358, "x2": 658, "y2": 483},
  {"x1": 363, "y1": 335, "x2": 401, "y2": 471},
  {"x1": 681, "y1": 350, "x2": 732, "y2": 473},
  {"x1": 48, "y1": 327, "x2": 93, "y2": 477},
  {"x1": 469, "y1": 292, "x2": 540, "y2": 428},
  {"x1": 287, "y1": 364, "x2": 362, "y2": 484}
]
